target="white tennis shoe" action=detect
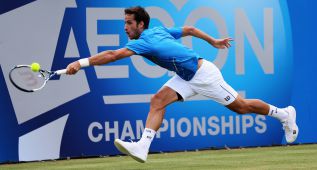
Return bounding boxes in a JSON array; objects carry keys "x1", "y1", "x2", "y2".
[
  {"x1": 282, "y1": 106, "x2": 299, "y2": 143},
  {"x1": 114, "y1": 139, "x2": 148, "y2": 163}
]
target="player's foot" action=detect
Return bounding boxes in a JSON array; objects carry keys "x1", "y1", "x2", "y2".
[
  {"x1": 282, "y1": 106, "x2": 299, "y2": 143},
  {"x1": 114, "y1": 139, "x2": 148, "y2": 163}
]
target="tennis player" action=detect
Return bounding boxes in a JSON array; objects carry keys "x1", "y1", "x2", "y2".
[{"x1": 66, "y1": 6, "x2": 298, "y2": 163}]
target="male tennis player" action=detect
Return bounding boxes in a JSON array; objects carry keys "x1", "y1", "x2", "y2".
[{"x1": 66, "y1": 6, "x2": 298, "y2": 163}]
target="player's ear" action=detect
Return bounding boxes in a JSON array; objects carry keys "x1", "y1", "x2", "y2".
[{"x1": 138, "y1": 21, "x2": 144, "y2": 29}]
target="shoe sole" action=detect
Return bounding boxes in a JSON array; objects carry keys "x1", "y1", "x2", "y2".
[
  {"x1": 286, "y1": 106, "x2": 299, "y2": 143},
  {"x1": 114, "y1": 139, "x2": 146, "y2": 163}
]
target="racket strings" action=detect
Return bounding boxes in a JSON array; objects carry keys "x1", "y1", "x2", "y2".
[{"x1": 9, "y1": 66, "x2": 47, "y2": 92}]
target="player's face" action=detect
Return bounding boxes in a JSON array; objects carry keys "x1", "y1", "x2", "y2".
[{"x1": 124, "y1": 14, "x2": 143, "y2": 39}]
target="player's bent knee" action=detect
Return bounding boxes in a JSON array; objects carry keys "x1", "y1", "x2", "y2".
[
  {"x1": 227, "y1": 98, "x2": 250, "y2": 114},
  {"x1": 150, "y1": 94, "x2": 164, "y2": 110},
  {"x1": 229, "y1": 105, "x2": 247, "y2": 114},
  {"x1": 150, "y1": 94, "x2": 163, "y2": 103},
  {"x1": 235, "y1": 102, "x2": 254, "y2": 114},
  {"x1": 235, "y1": 107, "x2": 248, "y2": 114}
]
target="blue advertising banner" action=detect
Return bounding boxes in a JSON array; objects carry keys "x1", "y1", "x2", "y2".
[
  {"x1": 0, "y1": 0, "x2": 316, "y2": 163},
  {"x1": 288, "y1": 0, "x2": 317, "y2": 144}
]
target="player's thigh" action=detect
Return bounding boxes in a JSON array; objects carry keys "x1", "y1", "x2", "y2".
[
  {"x1": 163, "y1": 74, "x2": 196, "y2": 101},
  {"x1": 194, "y1": 81, "x2": 238, "y2": 105},
  {"x1": 152, "y1": 86, "x2": 179, "y2": 107},
  {"x1": 189, "y1": 60, "x2": 238, "y2": 105},
  {"x1": 226, "y1": 95, "x2": 247, "y2": 113}
]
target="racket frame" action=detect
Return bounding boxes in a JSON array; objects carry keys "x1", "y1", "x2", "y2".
[{"x1": 9, "y1": 65, "x2": 66, "y2": 92}]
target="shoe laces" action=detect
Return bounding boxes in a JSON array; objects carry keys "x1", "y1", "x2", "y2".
[
  {"x1": 282, "y1": 120, "x2": 291, "y2": 132},
  {"x1": 282, "y1": 110, "x2": 291, "y2": 132},
  {"x1": 129, "y1": 139, "x2": 136, "y2": 143}
]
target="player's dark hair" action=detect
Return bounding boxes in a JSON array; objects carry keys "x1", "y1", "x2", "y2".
[{"x1": 124, "y1": 6, "x2": 150, "y2": 29}]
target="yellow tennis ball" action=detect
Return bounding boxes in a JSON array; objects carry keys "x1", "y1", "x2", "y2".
[{"x1": 31, "y1": 62, "x2": 41, "y2": 72}]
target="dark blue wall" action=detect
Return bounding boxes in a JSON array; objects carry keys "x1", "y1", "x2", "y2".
[{"x1": 288, "y1": 0, "x2": 317, "y2": 143}]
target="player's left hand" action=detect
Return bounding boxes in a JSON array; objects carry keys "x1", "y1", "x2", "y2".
[
  {"x1": 213, "y1": 38, "x2": 233, "y2": 49},
  {"x1": 66, "y1": 61, "x2": 81, "y2": 75}
]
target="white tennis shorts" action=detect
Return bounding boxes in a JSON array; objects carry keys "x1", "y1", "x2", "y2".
[{"x1": 163, "y1": 59, "x2": 238, "y2": 105}]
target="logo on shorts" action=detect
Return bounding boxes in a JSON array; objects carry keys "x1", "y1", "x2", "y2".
[{"x1": 224, "y1": 96, "x2": 231, "y2": 101}]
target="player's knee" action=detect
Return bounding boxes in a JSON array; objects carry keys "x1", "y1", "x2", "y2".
[
  {"x1": 238, "y1": 101, "x2": 254, "y2": 114},
  {"x1": 232, "y1": 100, "x2": 251, "y2": 114},
  {"x1": 150, "y1": 93, "x2": 164, "y2": 110},
  {"x1": 234, "y1": 107, "x2": 248, "y2": 114}
]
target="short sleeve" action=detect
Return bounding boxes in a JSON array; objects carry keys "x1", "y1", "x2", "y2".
[
  {"x1": 124, "y1": 39, "x2": 150, "y2": 55},
  {"x1": 165, "y1": 27, "x2": 183, "y2": 39}
]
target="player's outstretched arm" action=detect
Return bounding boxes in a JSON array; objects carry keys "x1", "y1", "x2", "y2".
[
  {"x1": 66, "y1": 48, "x2": 135, "y2": 75},
  {"x1": 182, "y1": 26, "x2": 233, "y2": 49}
]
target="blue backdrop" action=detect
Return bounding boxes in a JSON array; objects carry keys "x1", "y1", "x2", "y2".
[
  {"x1": 0, "y1": 0, "x2": 316, "y2": 163},
  {"x1": 288, "y1": 0, "x2": 317, "y2": 143}
]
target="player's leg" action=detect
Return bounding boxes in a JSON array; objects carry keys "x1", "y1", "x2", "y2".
[
  {"x1": 189, "y1": 59, "x2": 298, "y2": 143},
  {"x1": 226, "y1": 95, "x2": 280, "y2": 117},
  {"x1": 114, "y1": 87, "x2": 178, "y2": 163},
  {"x1": 145, "y1": 86, "x2": 179, "y2": 131},
  {"x1": 226, "y1": 95, "x2": 298, "y2": 143},
  {"x1": 134, "y1": 86, "x2": 180, "y2": 158},
  {"x1": 114, "y1": 76, "x2": 194, "y2": 163}
]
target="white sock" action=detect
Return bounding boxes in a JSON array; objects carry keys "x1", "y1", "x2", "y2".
[
  {"x1": 267, "y1": 104, "x2": 288, "y2": 122},
  {"x1": 138, "y1": 128, "x2": 156, "y2": 151}
]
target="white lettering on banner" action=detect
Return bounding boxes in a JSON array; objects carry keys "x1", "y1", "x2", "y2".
[
  {"x1": 255, "y1": 115, "x2": 267, "y2": 133},
  {"x1": 86, "y1": 8, "x2": 129, "y2": 79},
  {"x1": 208, "y1": 116, "x2": 220, "y2": 135},
  {"x1": 235, "y1": 8, "x2": 274, "y2": 74},
  {"x1": 242, "y1": 115, "x2": 254, "y2": 134},
  {"x1": 171, "y1": 118, "x2": 176, "y2": 137},
  {"x1": 235, "y1": 116, "x2": 241, "y2": 134},
  {"x1": 105, "y1": 121, "x2": 119, "y2": 141},
  {"x1": 88, "y1": 122, "x2": 103, "y2": 142},
  {"x1": 177, "y1": 118, "x2": 192, "y2": 137},
  {"x1": 88, "y1": 115, "x2": 267, "y2": 142},
  {"x1": 121, "y1": 121, "x2": 135, "y2": 140},
  {"x1": 65, "y1": 28, "x2": 80, "y2": 58},
  {"x1": 136, "y1": 120, "x2": 145, "y2": 139},
  {"x1": 221, "y1": 116, "x2": 234, "y2": 135},
  {"x1": 193, "y1": 117, "x2": 206, "y2": 136}
]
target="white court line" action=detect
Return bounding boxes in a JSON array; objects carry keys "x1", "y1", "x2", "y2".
[{"x1": 103, "y1": 91, "x2": 245, "y2": 104}]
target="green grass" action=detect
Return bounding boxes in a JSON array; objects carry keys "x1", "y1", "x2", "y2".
[{"x1": 1, "y1": 144, "x2": 317, "y2": 170}]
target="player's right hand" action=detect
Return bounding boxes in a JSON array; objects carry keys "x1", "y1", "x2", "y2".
[
  {"x1": 66, "y1": 61, "x2": 81, "y2": 75},
  {"x1": 212, "y1": 38, "x2": 233, "y2": 49}
]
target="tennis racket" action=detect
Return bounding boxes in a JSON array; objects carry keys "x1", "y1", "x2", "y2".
[{"x1": 9, "y1": 65, "x2": 67, "y2": 92}]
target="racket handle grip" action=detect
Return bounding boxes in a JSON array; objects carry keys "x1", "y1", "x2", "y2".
[{"x1": 56, "y1": 69, "x2": 67, "y2": 75}]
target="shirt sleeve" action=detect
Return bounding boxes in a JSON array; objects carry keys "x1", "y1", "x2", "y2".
[
  {"x1": 124, "y1": 39, "x2": 150, "y2": 55},
  {"x1": 165, "y1": 27, "x2": 183, "y2": 39}
]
